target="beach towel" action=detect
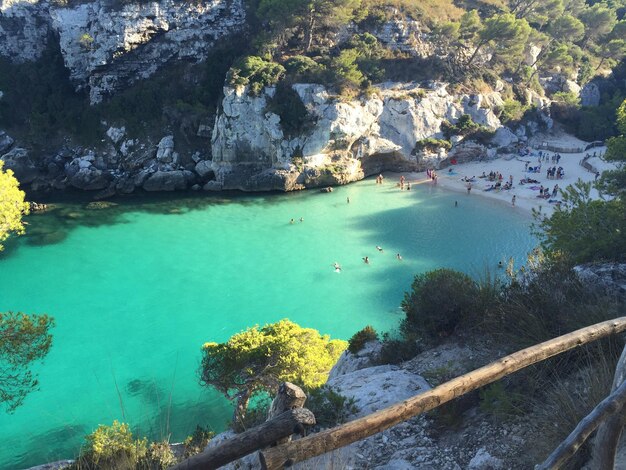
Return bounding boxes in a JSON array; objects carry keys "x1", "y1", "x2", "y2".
[{"x1": 529, "y1": 186, "x2": 542, "y2": 190}]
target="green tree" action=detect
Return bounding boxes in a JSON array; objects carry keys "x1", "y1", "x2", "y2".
[
  {"x1": 199, "y1": 319, "x2": 346, "y2": 424},
  {"x1": 401, "y1": 269, "x2": 479, "y2": 341},
  {"x1": 535, "y1": 180, "x2": 626, "y2": 263},
  {"x1": 467, "y1": 14, "x2": 531, "y2": 68},
  {"x1": 0, "y1": 161, "x2": 29, "y2": 251},
  {"x1": 0, "y1": 312, "x2": 55, "y2": 412},
  {"x1": 258, "y1": 0, "x2": 360, "y2": 51},
  {"x1": 579, "y1": 3, "x2": 617, "y2": 47},
  {"x1": 601, "y1": 99, "x2": 626, "y2": 197}
]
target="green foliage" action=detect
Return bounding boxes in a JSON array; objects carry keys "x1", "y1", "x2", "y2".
[
  {"x1": 551, "y1": 91, "x2": 580, "y2": 106},
  {"x1": 400, "y1": 269, "x2": 479, "y2": 342},
  {"x1": 266, "y1": 82, "x2": 316, "y2": 137},
  {"x1": 378, "y1": 332, "x2": 421, "y2": 365},
  {"x1": 75, "y1": 421, "x2": 148, "y2": 469},
  {"x1": 306, "y1": 385, "x2": 359, "y2": 427},
  {"x1": 347, "y1": 325, "x2": 378, "y2": 353},
  {"x1": 145, "y1": 441, "x2": 176, "y2": 470},
  {"x1": 0, "y1": 311, "x2": 54, "y2": 412},
  {"x1": 284, "y1": 55, "x2": 326, "y2": 81},
  {"x1": 422, "y1": 361, "x2": 456, "y2": 385},
  {"x1": 228, "y1": 56, "x2": 286, "y2": 95},
  {"x1": 200, "y1": 319, "x2": 346, "y2": 424},
  {"x1": 413, "y1": 138, "x2": 452, "y2": 153},
  {"x1": 0, "y1": 161, "x2": 29, "y2": 251},
  {"x1": 183, "y1": 425, "x2": 215, "y2": 458},
  {"x1": 498, "y1": 99, "x2": 527, "y2": 123},
  {"x1": 535, "y1": 180, "x2": 626, "y2": 263},
  {"x1": 79, "y1": 33, "x2": 95, "y2": 51},
  {"x1": 479, "y1": 382, "x2": 523, "y2": 420}
]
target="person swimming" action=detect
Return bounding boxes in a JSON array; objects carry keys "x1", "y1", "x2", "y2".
[
  {"x1": 498, "y1": 261, "x2": 503, "y2": 268},
  {"x1": 396, "y1": 253, "x2": 403, "y2": 260},
  {"x1": 376, "y1": 246, "x2": 383, "y2": 252},
  {"x1": 333, "y1": 262, "x2": 341, "y2": 271},
  {"x1": 290, "y1": 218, "x2": 295, "y2": 224},
  {"x1": 299, "y1": 217, "x2": 304, "y2": 222},
  {"x1": 363, "y1": 256, "x2": 370, "y2": 264},
  {"x1": 347, "y1": 197, "x2": 350, "y2": 204}
]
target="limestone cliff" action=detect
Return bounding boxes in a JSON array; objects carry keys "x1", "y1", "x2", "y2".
[
  {"x1": 0, "y1": 0, "x2": 245, "y2": 102},
  {"x1": 209, "y1": 82, "x2": 506, "y2": 191}
]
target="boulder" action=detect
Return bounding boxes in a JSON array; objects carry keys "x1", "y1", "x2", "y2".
[
  {"x1": 491, "y1": 127, "x2": 518, "y2": 148},
  {"x1": 0, "y1": 130, "x2": 14, "y2": 153},
  {"x1": 106, "y1": 126, "x2": 126, "y2": 144},
  {"x1": 1, "y1": 147, "x2": 39, "y2": 183},
  {"x1": 143, "y1": 170, "x2": 187, "y2": 191},
  {"x1": 68, "y1": 166, "x2": 110, "y2": 190},
  {"x1": 326, "y1": 365, "x2": 431, "y2": 417},
  {"x1": 156, "y1": 135, "x2": 175, "y2": 163},
  {"x1": 329, "y1": 340, "x2": 382, "y2": 379},
  {"x1": 194, "y1": 160, "x2": 214, "y2": 179}
]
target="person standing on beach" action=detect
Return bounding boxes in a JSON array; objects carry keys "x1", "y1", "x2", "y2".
[
  {"x1": 467, "y1": 183, "x2": 472, "y2": 194},
  {"x1": 512, "y1": 195, "x2": 516, "y2": 206}
]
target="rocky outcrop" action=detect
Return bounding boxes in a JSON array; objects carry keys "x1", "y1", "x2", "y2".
[
  {"x1": 1, "y1": 147, "x2": 39, "y2": 183},
  {"x1": 211, "y1": 82, "x2": 505, "y2": 190},
  {"x1": 574, "y1": 263, "x2": 626, "y2": 297},
  {"x1": 0, "y1": 0, "x2": 246, "y2": 103}
]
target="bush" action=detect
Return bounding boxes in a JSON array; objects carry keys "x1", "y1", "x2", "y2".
[
  {"x1": 183, "y1": 425, "x2": 215, "y2": 458},
  {"x1": 228, "y1": 56, "x2": 286, "y2": 95},
  {"x1": 284, "y1": 56, "x2": 326, "y2": 81},
  {"x1": 73, "y1": 420, "x2": 147, "y2": 469},
  {"x1": 378, "y1": 332, "x2": 422, "y2": 365},
  {"x1": 306, "y1": 385, "x2": 358, "y2": 428},
  {"x1": 413, "y1": 138, "x2": 452, "y2": 153},
  {"x1": 347, "y1": 325, "x2": 378, "y2": 354},
  {"x1": 401, "y1": 269, "x2": 479, "y2": 341},
  {"x1": 145, "y1": 441, "x2": 176, "y2": 469},
  {"x1": 498, "y1": 99, "x2": 528, "y2": 123}
]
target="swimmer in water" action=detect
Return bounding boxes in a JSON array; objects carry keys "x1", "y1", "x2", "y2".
[
  {"x1": 376, "y1": 246, "x2": 383, "y2": 252},
  {"x1": 396, "y1": 253, "x2": 403, "y2": 260},
  {"x1": 347, "y1": 197, "x2": 350, "y2": 204},
  {"x1": 299, "y1": 217, "x2": 304, "y2": 222},
  {"x1": 498, "y1": 261, "x2": 503, "y2": 268},
  {"x1": 455, "y1": 201, "x2": 458, "y2": 207},
  {"x1": 333, "y1": 262, "x2": 341, "y2": 271},
  {"x1": 290, "y1": 218, "x2": 295, "y2": 224},
  {"x1": 363, "y1": 256, "x2": 370, "y2": 264}
]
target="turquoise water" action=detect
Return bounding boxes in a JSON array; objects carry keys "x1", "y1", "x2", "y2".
[{"x1": 0, "y1": 180, "x2": 535, "y2": 469}]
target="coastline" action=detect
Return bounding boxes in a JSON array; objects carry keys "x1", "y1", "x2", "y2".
[{"x1": 389, "y1": 140, "x2": 614, "y2": 218}]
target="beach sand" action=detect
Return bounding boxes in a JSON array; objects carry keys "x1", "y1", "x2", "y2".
[{"x1": 394, "y1": 133, "x2": 616, "y2": 217}]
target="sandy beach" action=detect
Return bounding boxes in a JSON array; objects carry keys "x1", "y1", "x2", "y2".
[{"x1": 397, "y1": 132, "x2": 616, "y2": 217}]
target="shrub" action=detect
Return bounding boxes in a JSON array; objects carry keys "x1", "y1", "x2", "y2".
[
  {"x1": 228, "y1": 56, "x2": 286, "y2": 95},
  {"x1": 498, "y1": 99, "x2": 528, "y2": 123},
  {"x1": 378, "y1": 332, "x2": 422, "y2": 365},
  {"x1": 74, "y1": 420, "x2": 147, "y2": 468},
  {"x1": 413, "y1": 138, "x2": 452, "y2": 153},
  {"x1": 347, "y1": 325, "x2": 378, "y2": 354},
  {"x1": 183, "y1": 425, "x2": 215, "y2": 458},
  {"x1": 401, "y1": 269, "x2": 479, "y2": 341},
  {"x1": 145, "y1": 441, "x2": 176, "y2": 469},
  {"x1": 284, "y1": 56, "x2": 326, "y2": 81},
  {"x1": 306, "y1": 385, "x2": 358, "y2": 428}
]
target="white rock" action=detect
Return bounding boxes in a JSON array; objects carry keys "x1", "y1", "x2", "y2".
[
  {"x1": 106, "y1": 126, "x2": 126, "y2": 144},
  {"x1": 468, "y1": 448, "x2": 503, "y2": 470},
  {"x1": 195, "y1": 160, "x2": 214, "y2": 178},
  {"x1": 326, "y1": 365, "x2": 431, "y2": 417},
  {"x1": 156, "y1": 135, "x2": 175, "y2": 162},
  {"x1": 491, "y1": 127, "x2": 518, "y2": 148}
]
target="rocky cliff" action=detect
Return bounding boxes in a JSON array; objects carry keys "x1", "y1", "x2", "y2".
[
  {"x1": 0, "y1": 0, "x2": 245, "y2": 102},
  {"x1": 208, "y1": 82, "x2": 516, "y2": 191},
  {"x1": 1, "y1": 80, "x2": 547, "y2": 195}
]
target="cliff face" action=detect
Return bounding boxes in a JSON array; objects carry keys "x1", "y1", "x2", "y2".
[
  {"x1": 209, "y1": 82, "x2": 504, "y2": 191},
  {"x1": 0, "y1": 0, "x2": 245, "y2": 102},
  {"x1": 0, "y1": 81, "x2": 533, "y2": 195}
]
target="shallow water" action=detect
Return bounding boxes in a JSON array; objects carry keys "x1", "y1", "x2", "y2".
[{"x1": 0, "y1": 180, "x2": 536, "y2": 469}]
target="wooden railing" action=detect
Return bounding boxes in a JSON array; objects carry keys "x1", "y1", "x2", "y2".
[{"x1": 174, "y1": 317, "x2": 626, "y2": 470}]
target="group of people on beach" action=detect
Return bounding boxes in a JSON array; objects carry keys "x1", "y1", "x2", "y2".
[
  {"x1": 538, "y1": 151, "x2": 561, "y2": 163},
  {"x1": 397, "y1": 175, "x2": 412, "y2": 190},
  {"x1": 426, "y1": 169, "x2": 438, "y2": 183},
  {"x1": 536, "y1": 184, "x2": 559, "y2": 199},
  {"x1": 375, "y1": 174, "x2": 385, "y2": 184},
  {"x1": 546, "y1": 166, "x2": 565, "y2": 179}
]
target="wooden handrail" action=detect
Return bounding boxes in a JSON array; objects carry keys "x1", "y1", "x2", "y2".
[{"x1": 259, "y1": 317, "x2": 626, "y2": 469}]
